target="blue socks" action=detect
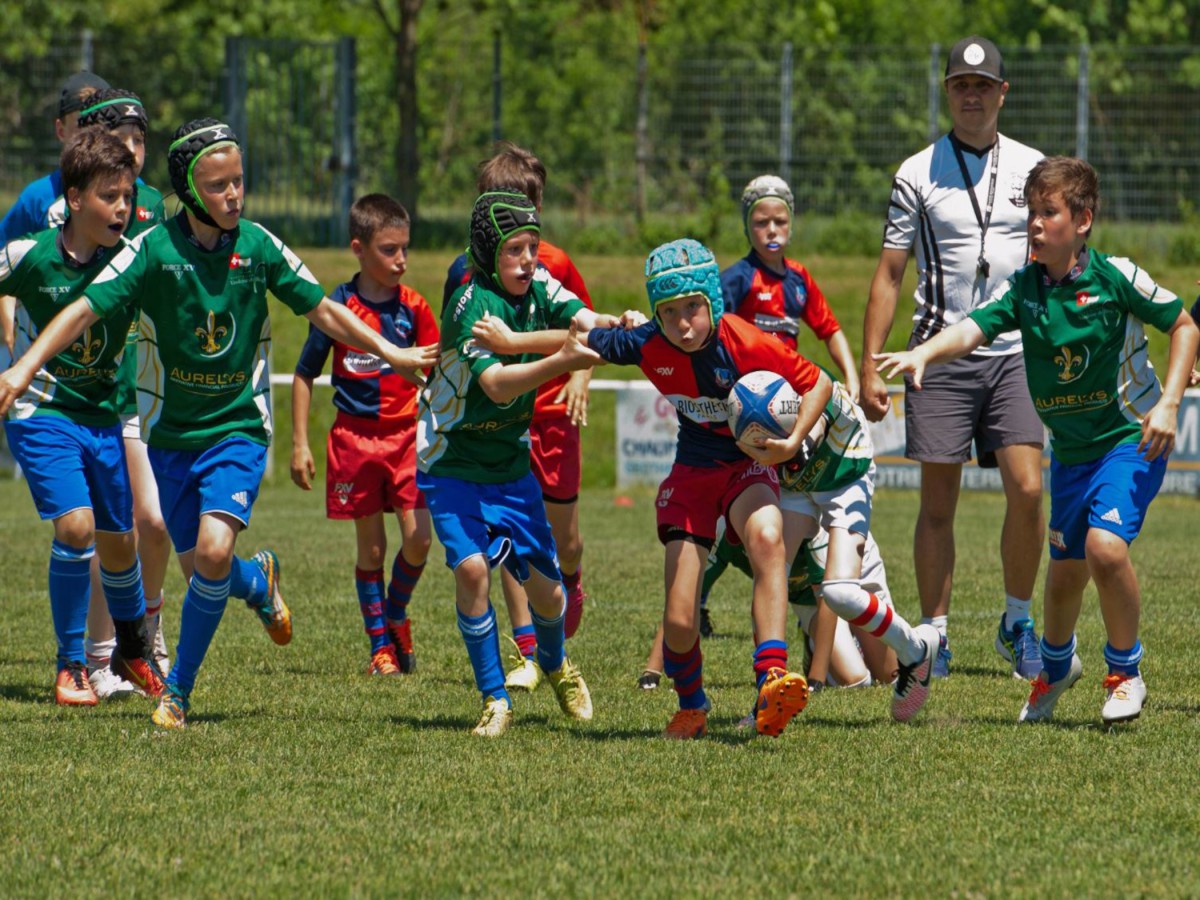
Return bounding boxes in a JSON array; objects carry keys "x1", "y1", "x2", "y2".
[
  {"x1": 456, "y1": 605, "x2": 508, "y2": 704},
  {"x1": 529, "y1": 595, "x2": 566, "y2": 675},
  {"x1": 664, "y1": 637, "x2": 708, "y2": 710},
  {"x1": 48, "y1": 540, "x2": 93, "y2": 666},
  {"x1": 228, "y1": 555, "x2": 267, "y2": 606},
  {"x1": 170, "y1": 571, "x2": 231, "y2": 695},
  {"x1": 355, "y1": 567, "x2": 390, "y2": 653},
  {"x1": 100, "y1": 561, "x2": 146, "y2": 622},
  {"x1": 1104, "y1": 640, "x2": 1143, "y2": 677},
  {"x1": 1040, "y1": 634, "x2": 1077, "y2": 683}
]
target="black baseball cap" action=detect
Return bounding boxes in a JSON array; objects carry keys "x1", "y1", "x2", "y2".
[
  {"x1": 58, "y1": 71, "x2": 110, "y2": 117},
  {"x1": 944, "y1": 37, "x2": 1005, "y2": 83}
]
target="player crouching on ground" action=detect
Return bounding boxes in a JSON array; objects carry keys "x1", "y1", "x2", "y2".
[
  {"x1": 876, "y1": 157, "x2": 1198, "y2": 725},
  {"x1": 416, "y1": 189, "x2": 613, "y2": 738}
]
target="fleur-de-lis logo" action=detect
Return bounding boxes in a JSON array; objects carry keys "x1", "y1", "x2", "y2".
[
  {"x1": 1054, "y1": 345, "x2": 1087, "y2": 383},
  {"x1": 70, "y1": 326, "x2": 104, "y2": 365},
  {"x1": 195, "y1": 310, "x2": 230, "y2": 355}
]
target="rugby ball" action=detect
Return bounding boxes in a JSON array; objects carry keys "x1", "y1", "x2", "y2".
[{"x1": 726, "y1": 371, "x2": 801, "y2": 448}]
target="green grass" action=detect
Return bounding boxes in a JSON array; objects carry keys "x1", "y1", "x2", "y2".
[{"x1": 2, "y1": 478, "x2": 1199, "y2": 896}]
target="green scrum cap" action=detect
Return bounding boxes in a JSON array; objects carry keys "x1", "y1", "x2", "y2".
[
  {"x1": 468, "y1": 189, "x2": 540, "y2": 293},
  {"x1": 644, "y1": 238, "x2": 723, "y2": 323},
  {"x1": 168, "y1": 118, "x2": 240, "y2": 229}
]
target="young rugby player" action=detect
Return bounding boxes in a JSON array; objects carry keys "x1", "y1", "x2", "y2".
[
  {"x1": 0, "y1": 130, "x2": 163, "y2": 704},
  {"x1": 0, "y1": 119, "x2": 437, "y2": 727},
  {"x1": 876, "y1": 156, "x2": 1199, "y2": 724},
  {"x1": 443, "y1": 143, "x2": 594, "y2": 693},
  {"x1": 292, "y1": 194, "x2": 438, "y2": 675}
]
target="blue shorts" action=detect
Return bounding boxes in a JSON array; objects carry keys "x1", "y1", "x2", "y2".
[
  {"x1": 417, "y1": 470, "x2": 560, "y2": 583},
  {"x1": 1048, "y1": 442, "x2": 1165, "y2": 560},
  {"x1": 148, "y1": 437, "x2": 267, "y2": 554},
  {"x1": 4, "y1": 416, "x2": 132, "y2": 532}
]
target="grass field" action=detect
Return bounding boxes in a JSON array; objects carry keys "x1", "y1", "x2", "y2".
[
  {"x1": 2, "y1": 477, "x2": 1199, "y2": 896},
  {"x1": 2, "y1": 245, "x2": 1199, "y2": 896}
]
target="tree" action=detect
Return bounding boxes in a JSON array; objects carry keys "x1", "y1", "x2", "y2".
[{"x1": 370, "y1": 0, "x2": 425, "y2": 216}]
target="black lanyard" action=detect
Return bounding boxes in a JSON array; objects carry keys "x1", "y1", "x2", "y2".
[{"x1": 952, "y1": 136, "x2": 999, "y2": 279}]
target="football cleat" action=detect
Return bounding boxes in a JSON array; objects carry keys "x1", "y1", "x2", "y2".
[
  {"x1": 55, "y1": 661, "x2": 98, "y2": 707},
  {"x1": 387, "y1": 619, "x2": 416, "y2": 674},
  {"x1": 471, "y1": 695, "x2": 512, "y2": 738},
  {"x1": 892, "y1": 624, "x2": 938, "y2": 722},
  {"x1": 249, "y1": 550, "x2": 292, "y2": 646},
  {"x1": 1101, "y1": 673, "x2": 1146, "y2": 724},
  {"x1": 151, "y1": 685, "x2": 189, "y2": 729},
  {"x1": 110, "y1": 651, "x2": 165, "y2": 698},
  {"x1": 996, "y1": 616, "x2": 1043, "y2": 680},
  {"x1": 663, "y1": 702, "x2": 710, "y2": 740},
  {"x1": 754, "y1": 667, "x2": 809, "y2": 737},
  {"x1": 548, "y1": 658, "x2": 593, "y2": 721},
  {"x1": 88, "y1": 664, "x2": 138, "y2": 700},
  {"x1": 932, "y1": 633, "x2": 952, "y2": 679},
  {"x1": 1019, "y1": 654, "x2": 1083, "y2": 723},
  {"x1": 367, "y1": 645, "x2": 401, "y2": 676},
  {"x1": 637, "y1": 669, "x2": 661, "y2": 691},
  {"x1": 505, "y1": 657, "x2": 542, "y2": 692}
]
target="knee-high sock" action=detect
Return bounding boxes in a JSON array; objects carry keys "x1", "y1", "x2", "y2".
[
  {"x1": 1104, "y1": 640, "x2": 1143, "y2": 678},
  {"x1": 386, "y1": 552, "x2": 424, "y2": 623},
  {"x1": 663, "y1": 637, "x2": 707, "y2": 710},
  {"x1": 529, "y1": 596, "x2": 566, "y2": 674},
  {"x1": 823, "y1": 580, "x2": 924, "y2": 666},
  {"x1": 101, "y1": 560, "x2": 148, "y2": 658},
  {"x1": 753, "y1": 639, "x2": 788, "y2": 688},
  {"x1": 228, "y1": 555, "x2": 267, "y2": 605},
  {"x1": 49, "y1": 540, "x2": 92, "y2": 666},
  {"x1": 355, "y1": 567, "x2": 389, "y2": 653},
  {"x1": 512, "y1": 624, "x2": 537, "y2": 659},
  {"x1": 169, "y1": 571, "x2": 231, "y2": 695},
  {"x1": 456, "y1": 605, "x2": 508, "y2": 703}
]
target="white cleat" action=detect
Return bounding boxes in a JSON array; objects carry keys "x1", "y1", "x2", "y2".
[
  {"x1": 88, "y1": 664, "x2": 140, "y2": 700},
  {"x1": 1101, "y1": 674, "x2": 1146, "y2": 724},
  {"x1": 1019, "y1": 654, "x2": 1083, "y2": 723}
]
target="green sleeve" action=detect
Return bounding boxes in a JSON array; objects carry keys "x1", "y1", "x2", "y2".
[
  {"x1": 85, "y1": 238, "x2": 145, "y2": 319},
  {"x1": 1118, "y1": 263, "x2": 1183, "y2": 333},
  {"x1": 968, "y1": 280, "x2": 1021, "y2": 344},
  {"x1": 266, "y1": 239, "x2": 326, "y2": 316}
]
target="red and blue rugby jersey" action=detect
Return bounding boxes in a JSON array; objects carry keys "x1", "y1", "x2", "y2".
[
  {"x1": 443, "y1": 238, "x2": 593, "y2": 419},
  {"x1": 720, "y1": 251, "x2": 841, "y2": 350},
  {"x1": 587, "y1": 314, "x2": 822, "y2": 467},
  {"x1": 294, "y1": 276, "x2": 439, "y2": 424}
]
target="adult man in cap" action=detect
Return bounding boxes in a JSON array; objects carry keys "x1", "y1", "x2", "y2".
[
  {"x1": 859, "y1": 37, "x2": 1045, "y2": 679},
  {"x1": 0, "y1": 70, "x2": 110, "y2": 242}
]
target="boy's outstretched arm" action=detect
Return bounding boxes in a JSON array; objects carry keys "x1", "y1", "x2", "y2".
[
  {"x1": 0, "y1": 296, "x2": 98, "y2": 416},
  {"x1": 478, "y1": 319, "x2": 601, "y2": 405},
  {"x1": 0, "y1": 295, "x2": 15, "y2": 354},
  {"x1": 471, "y1": 308, "x2": 622, "y2": 356},
  {"x1": 872, "y1": 318, "x2": 986, "y2": 390},
  {"x1": 1139, "y1": 309, "x2": 1200, "y2": 461},
  {"x1": 290, "y1": 373, "x2": 316, "y2": 490},
  {"x1": 306, "y1": 298, "x2": 437, "y2": 386}
]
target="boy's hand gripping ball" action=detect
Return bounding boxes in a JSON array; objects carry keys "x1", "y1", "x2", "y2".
[{"x1": 726, "y1": 370, "x2": 801, "y2": 450}]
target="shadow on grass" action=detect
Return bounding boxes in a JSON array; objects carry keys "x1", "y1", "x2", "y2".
[{"x1": 0, "y1": 682, "x2": 49, "y2": 704}]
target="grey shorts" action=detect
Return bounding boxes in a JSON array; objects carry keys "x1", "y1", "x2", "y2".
[{"x1": 904, "y1": 350, "x2": 1044, "y2": 467}]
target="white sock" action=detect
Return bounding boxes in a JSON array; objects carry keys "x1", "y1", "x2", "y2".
[
  {"x1": 1004, "y1": 596, "x2": 1032, "y2": 631},
  {"x1": 85, "y1": 636, "x2": 116, "y2": 670},
  {"x1": 921, "y1": 615, "x2": 948, "y2": 639},
  {"x1": 824, "y1": 580, "x2": 924, "y2": 666}
]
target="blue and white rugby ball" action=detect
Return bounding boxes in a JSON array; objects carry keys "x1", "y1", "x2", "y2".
[{"x1": 726, "y1": 371, "x2": 801, "y2": 448}]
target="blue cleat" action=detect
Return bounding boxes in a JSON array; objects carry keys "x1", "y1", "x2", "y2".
[{"x1": 996, "y1": 616, "x2": 1042, "y2": 680}]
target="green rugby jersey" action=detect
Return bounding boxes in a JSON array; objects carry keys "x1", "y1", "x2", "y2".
[
  {"x1": 85, "y1": 215, "x2": 326, "y2": 449},
  {"x1": 115, "y1": 182, "x2": 167, "y2": 417},
  {"x1": 417, "y1": 270, "x2": 584, "y2": 483},
  {"x1": 970, "y1": 248, "x2": 1182, "y2": 464},
  {"x1": 0, "y1": 228, "x2": 132, "y2": 425},
  {"x1": 780, "y1": 379, "x2": 873, "y2": 494}
]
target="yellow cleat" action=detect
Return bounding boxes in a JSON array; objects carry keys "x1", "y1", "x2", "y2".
[
  {"x1": 151, "y1": 687, "x2": 189, "y2": 730},
  {"x1": 472, "y1": 695, "x2": 512, "y2": 738},
  {"x1": 249, "y1": 550, "x2": 292, "y2": 646},
  {"x1": 503, "y1": 636, "x2": 543, "y2": 692},
  {"x1": 547, "y1": 658, "x2": 593, "y2": 721}
]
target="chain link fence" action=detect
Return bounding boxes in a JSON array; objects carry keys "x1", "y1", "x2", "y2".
[{"x1": 2, "y1": 38, "x2": 1198, "y2": 244}]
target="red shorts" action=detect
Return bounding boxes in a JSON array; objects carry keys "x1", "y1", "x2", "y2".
[
  {"x1": 529, "y1": 413, "x2": 582, "y2": 503},
  {"x1": 325, "y1": 415, "x2": 426, "y2": 520},
  {"x1": 654, "y1": 459, "x2": 779, "y2": 545}
]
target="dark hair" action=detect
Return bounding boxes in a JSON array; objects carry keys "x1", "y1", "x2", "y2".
[
  {"x1": 349, "y1": 193, "x2": 411, "y2": 243},
  {"x1": 1025, "y1": 156, "x2": 1100, "y2": 235},
  {"x1": 477, "y1": 142, "x2": 546, "y2": 208},
  {"x1": 60, "y1": 129, "x2": 135, "y2": 196}
]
